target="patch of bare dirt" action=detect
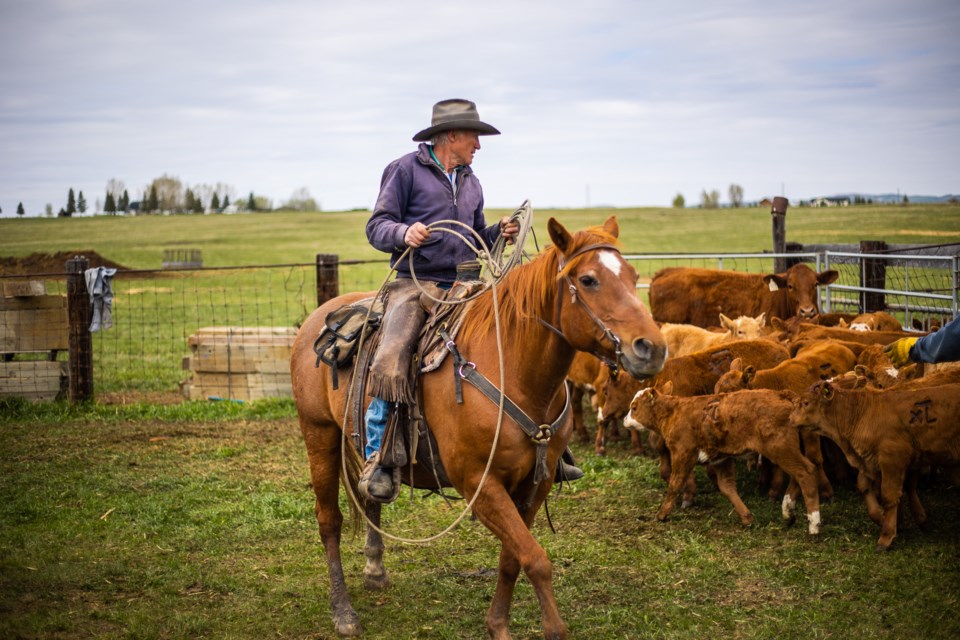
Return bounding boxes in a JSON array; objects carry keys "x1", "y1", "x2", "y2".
[{"x1": 0, "y1": 251, "x2": 131, "y2": 277}]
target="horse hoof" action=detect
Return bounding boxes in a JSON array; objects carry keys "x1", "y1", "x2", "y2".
[
  {"x1": 334, "y1": 611, "x2": 362, "y2": 637},
  {"x1": 740, "y1": 514, "x2": 755, "y2": 527},
  {"x1": 680, "y1": 499, "x2": 693, "y2": 509},
  {"x1": 363, "y1": 571, "x2": 390, "y2": 591}
]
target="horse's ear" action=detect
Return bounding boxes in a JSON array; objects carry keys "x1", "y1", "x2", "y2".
[
  {"x1": 603, "y1": 215, "x2": 620, "y2": 238},
  {"x1": 547, "y1": 217, "x2": 573, "y2": 253}
]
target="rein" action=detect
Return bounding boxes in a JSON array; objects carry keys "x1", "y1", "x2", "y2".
[{"x1": 540, "y1": 242, "x2": 626, "y2": 378}]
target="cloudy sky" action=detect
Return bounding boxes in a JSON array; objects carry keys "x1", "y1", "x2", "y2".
[{"x1": 2, "y1": 0, "x2": 958, "y2": 216}]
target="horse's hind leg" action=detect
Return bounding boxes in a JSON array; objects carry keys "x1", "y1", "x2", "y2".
[
  {"x1": 363, "y1": 501, "x2": 389, "y2": 590},
  {"x1": 302, "y1": 421, "x2": 361, "y2": 637}
]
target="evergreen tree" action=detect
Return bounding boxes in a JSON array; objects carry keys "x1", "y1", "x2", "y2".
[
  {"x1": 146, "y1": 185, "x2": 159, "y2": 212},
  {"x1": 17, "y1": 202, "x2": 25, "y2": 217},
  {"x1": 66, "y1": 188, "x2": 76, "y2": 216},
  {"x1": 77, "y1": 191, "x2": 87, "y2": 214},
  {"x1": 246, "y1": 191, "x2": 256, "y2": 211},
  {"x1": 104, "y1": 192, "x2": 117, "y2": 214},
  {"x1": 184, "y1": 189, "x2": 196, "y2": 213},
  {"x1": 119, "y1": 190, "x2": 129, "y2": 211},
  {"x1": 210, "y1": 193, "x2": 221, "y2": 211},
  {"x1": 222, "y1": 194, "x2": 230, "y2": 209}
]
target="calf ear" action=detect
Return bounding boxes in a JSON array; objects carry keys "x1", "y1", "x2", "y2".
[
  {"x1": 602, "y1": 215, "x2": 620, "y2": 239},
  {"x1": 742, "y1": 366, "x2": 756, "y2": 383},
  {"x1": 818, "y1": 381, "x2": 835, "y2": 401},
  {"x1": 719, "y1": 313, "x2": 733, "y2": 330},
  {"x1": 548, "y1": 218, "x2": 573, "y2": 254},
  {"x1": 818, "y1": 270, "x2": 840, "y2": 285},
  {"x1": 661, "y1": 380, "x2": 674, "y2": 395},
  {"x1": 763, "y1": 274, "x2": 788, "y2": 291},
  {"x1": 757, "y1": 312, "x2": 766, "y2": 327}
]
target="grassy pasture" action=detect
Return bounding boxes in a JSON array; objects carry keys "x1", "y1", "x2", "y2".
[
  {"x1": 1, "y1": 401, "x2": 959, "y2": 639},
  {"x1": 1, "y1": 205, "x2": 959, "y2": 638},
  {"x1": 2, "y1": 203, "x2": 959, "y2": 268}
]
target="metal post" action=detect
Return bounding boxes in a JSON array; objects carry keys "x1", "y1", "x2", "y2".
[
  {"x1": 66, "y1": 256, "x2": 94, "y2": 403},
  {"x1": 770, "y1": 197, "x2": 788, "y2": 272},
  {"x1": 316, "y1": 253, "x2": 340, "y2": 308}
]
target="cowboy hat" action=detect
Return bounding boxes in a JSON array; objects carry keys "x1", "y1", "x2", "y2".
[{"x1": 412, "y1": 99, "x2": 501, "y2": 142}]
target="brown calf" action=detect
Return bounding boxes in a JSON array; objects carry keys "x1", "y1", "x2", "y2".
[
  {"x1": 789, "y1": 381, "x2": 960, "y2": 550},
  {"x1": 625, "y1": 384, "x2": 823, "y2": 534}
]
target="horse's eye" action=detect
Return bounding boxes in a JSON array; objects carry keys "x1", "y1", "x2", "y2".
[{"x1": 579, "y1": 274, "x2": 599, "y2": 288}]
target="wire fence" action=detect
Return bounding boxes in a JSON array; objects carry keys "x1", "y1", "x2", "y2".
[{"x1": 1, "y1": 246, "x2": 957, "y2": 402}]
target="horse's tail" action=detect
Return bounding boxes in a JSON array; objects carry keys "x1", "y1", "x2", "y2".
[{"x1": 340, "y1": 433, "x2": 366, "y2": 537}]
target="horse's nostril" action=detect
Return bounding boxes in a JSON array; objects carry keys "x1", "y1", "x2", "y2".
[{"x1": 633, "y1": 337, "x2": 653, "y2": 360}]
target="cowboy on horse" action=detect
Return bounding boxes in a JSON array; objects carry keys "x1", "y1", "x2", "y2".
[{"x1": 359, "y1": 98, "x2": 583, "y2": 502}]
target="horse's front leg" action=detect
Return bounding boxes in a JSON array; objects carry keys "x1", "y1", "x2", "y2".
[
  {"x1": 471, "y1": 480, "x2": 567, "y2": 640},
  {"x1": 363, "y1": 501, "x2": 389, "y2": 590}
]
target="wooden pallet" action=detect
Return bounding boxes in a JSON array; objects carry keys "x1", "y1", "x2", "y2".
[
  {"x1": 0, "y1": 283, "x2": 69, "y2": 402},
  {"x1": 180, "y1": 326, "x2": 297, "y2": 401}
]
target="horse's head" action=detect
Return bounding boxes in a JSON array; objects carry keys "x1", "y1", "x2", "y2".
[{"x1": 549, "y1": 216, "x2": 667, "y2": 379}]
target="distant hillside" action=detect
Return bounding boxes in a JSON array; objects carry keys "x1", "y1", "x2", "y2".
[{"x1": 822, "y1": 193, "x2": 959, "y2": 204}]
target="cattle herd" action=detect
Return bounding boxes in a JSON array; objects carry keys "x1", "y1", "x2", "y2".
[{"x1": 568, "y1": 263, "x2": 960, "y2": 552}]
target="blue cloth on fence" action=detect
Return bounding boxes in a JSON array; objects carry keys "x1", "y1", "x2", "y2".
[{"x1": 84, "y1": 267, "x2": 117, "y2": 332}]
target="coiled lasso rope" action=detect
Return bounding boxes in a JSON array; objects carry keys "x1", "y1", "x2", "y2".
[{"x1": 339, "y1": 200, "x2": 536, "y2": 544}]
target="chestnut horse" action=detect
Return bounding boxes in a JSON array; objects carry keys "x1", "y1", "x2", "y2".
[{"x1": 291, "y1": 216, "x2": 666, "y2": 639}]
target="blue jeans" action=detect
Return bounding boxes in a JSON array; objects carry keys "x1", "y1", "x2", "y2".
[{"x1": 364, "y1": 397, "x2": 391, "y2": 460}]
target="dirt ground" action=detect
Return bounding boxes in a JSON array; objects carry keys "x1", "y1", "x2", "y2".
[{"x1": 0, "y1": 251, "x2": 130, "y2": 277}]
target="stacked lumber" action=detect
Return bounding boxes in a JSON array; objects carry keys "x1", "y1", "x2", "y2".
[
  {"x1": 180, "y1": 326, "x2": 296, "y2": 401},
  {"x1": 0, "y1": 282, "x2": 69, "y2": 402}
]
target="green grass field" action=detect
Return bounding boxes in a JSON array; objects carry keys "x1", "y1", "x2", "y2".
[
  {"x1": 1, "y1": 205, "x2": 960, "y2": 638},
  {"x1": 3, "y1": 203, "x2": 959, "y2": 268},
  {"x1": 0, "y1": 401, "x2": 958, "y2": 639}
]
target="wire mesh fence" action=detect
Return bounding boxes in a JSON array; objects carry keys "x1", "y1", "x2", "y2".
[{"x1": 1, "y1": 247, "x2": 956, "y2": 402}]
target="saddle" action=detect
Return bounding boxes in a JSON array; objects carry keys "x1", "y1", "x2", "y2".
[{"x1": 314, "y1": 278, "x2": 485, "y2": 492}]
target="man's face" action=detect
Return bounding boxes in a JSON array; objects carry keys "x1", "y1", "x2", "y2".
[{"x1": 448, "y1": 130, "x2": 481, "y2": 167}]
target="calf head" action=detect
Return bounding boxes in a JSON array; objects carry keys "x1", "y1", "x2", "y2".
[
  {"x1": 762, "y1": 264, "x2": 839, "y2": 321},
  {"x1": 624, "y1": 381, "x2": 674, "y2": 433},
  {"x1": 789, "y1": 380, "x2": 836, "y2": 428},
  {"x1": 713, "y1": 358, "x2": 755, "y2": 393},
  {"x1": 719, "y1": 312, "x2": 766, "y2": 339}
]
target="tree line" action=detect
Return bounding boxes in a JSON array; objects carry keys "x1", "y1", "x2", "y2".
[{"x1": 5, "y1": 174, "x2": 320, "y2": 217}]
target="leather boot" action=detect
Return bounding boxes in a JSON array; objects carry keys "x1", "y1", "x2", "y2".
[
  {"x1": 359, "y1": 453, "x2": 396, "y2": 503},
  {"x1": 555, "y1": 448, "x2": 585, "y2": 482}
]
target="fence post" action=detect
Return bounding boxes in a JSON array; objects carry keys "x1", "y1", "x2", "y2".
[
  {"x1": 316, "y1": 253, "x2": 340, "y2": 308},
  {"x1": 860, "y1": 240, "x2": 888, "y2": 312},
  {"x1": 770, "y1": 197, "x2": 788, "y2": 272},
  {"x1": 66, "y1": 256, "x2": 94, "y2": 403}
]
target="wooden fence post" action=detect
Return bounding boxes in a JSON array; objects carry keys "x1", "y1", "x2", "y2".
[
  {"x1": 66, "y1": 256, "x2": 94, "y2": 403},
  {"x1": 771, "y1": 197, "x2": 789, "y2": 272},
  {"x1": 860, "y1": 240, "x2": 888, "y2": 312},
  {"x1": 316, "y1": 254, "x2": 340, "y2": 308}
]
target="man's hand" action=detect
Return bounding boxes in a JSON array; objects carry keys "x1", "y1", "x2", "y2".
[
  {"x1": 883, "y1": 337, "x2": 918, "y2": 368},
  {"x1": 499, "y1": 216, "x2": 520, "y2": 245},
  {"x1": 404, "y1": 222, "x2": 431, "y2": 248}
]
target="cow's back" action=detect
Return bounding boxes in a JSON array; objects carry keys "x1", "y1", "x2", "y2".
[{"x1": 650, "y1": 267, "x2": 762, "y2": 327}]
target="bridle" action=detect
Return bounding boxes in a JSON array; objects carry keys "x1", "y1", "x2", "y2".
[{"x1": 539, "y1": 242, "x2": 629, "y2": 377}]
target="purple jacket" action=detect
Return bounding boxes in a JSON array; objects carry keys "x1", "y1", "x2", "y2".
[{"x1": 366, "y1": 143, "x2": 501, "y2": 283}]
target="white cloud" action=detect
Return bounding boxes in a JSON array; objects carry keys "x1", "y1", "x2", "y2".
[{"x1": 1, "y1": 0, "x2": 958, "y2": 217}]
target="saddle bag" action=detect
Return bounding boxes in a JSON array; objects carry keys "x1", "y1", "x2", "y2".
[{"x1": 313, "y1": 301, "x2": 383, "y2": 389}]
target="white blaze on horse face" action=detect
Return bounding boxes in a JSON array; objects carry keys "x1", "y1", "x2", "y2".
[{"x1": 598, "y1": 251, "x2": 622, "y2": 278}]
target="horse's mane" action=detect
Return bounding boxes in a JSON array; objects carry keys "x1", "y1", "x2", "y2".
[{"x1": 458, "y1": 223, "x2": 622, "y2": 346}]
